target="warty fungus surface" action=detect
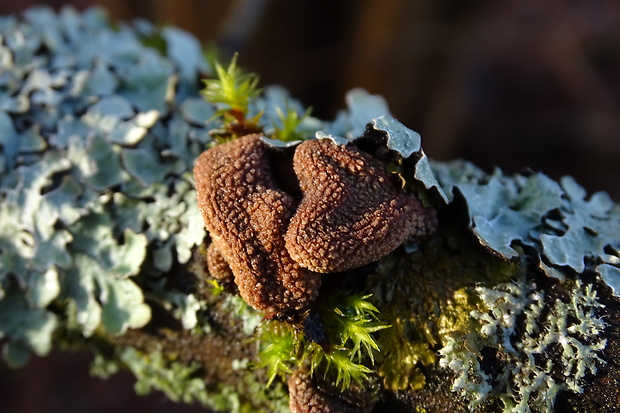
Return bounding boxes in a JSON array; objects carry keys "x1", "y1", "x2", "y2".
[
  {"x1": 204, "y1": 242, "x2": 236, "y2": 292},
  {"x1": 288, "y1": 368, "x2": 376, "y2": 413},
  {"x1": 194, "y1": 134, "x2": 322, "y2": 319},
  {"x1": 286, "y1": 138, "x2": 436, "y2": 273},
  {"x1": 194, "y1": 134, "x2": 437, "y2": 318}
]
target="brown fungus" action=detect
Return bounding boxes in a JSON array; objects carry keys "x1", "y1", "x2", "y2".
[
  {"x1": 194, "y1": 134, "x2": 321, "y2": 319},
  {"x1": 288, "y1": 368, "x2": 377, "y2": 413},
  {"x1": 285, "y1": 138, "x2": 437, "y2": 273},
  {"x1": 194, "y1": 134, "x2": 437, "y2": 319},
  {"x1": 205, "y1": 243, "x2": 237, "y2": 293}
]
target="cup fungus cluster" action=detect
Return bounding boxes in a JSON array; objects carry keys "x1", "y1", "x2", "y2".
[{"x1": 194, "y1": 133, "x2": 436, "y2": 320}]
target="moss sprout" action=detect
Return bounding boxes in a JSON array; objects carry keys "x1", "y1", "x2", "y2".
[
  {"x1": 272, "y1": 105, "x2": 313, "y2": 142},
  {"x1": 201, "y1": 54, "x2": 261, "y2": 125}
]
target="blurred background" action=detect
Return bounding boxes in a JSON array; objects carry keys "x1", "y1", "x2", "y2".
[{"x1": 1, "y1": 0, "x2": 619, "y2": 411}]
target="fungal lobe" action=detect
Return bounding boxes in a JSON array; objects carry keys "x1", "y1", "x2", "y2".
[
  {"x1": 194, "y1": 134, "x2": 320, "y2": 319},
  {"x1": 288, "y1": 368, "x2": 376, "y2": 413},
  {"x1": 285, "y1": 138, "x2": 436, "y2": 273}
]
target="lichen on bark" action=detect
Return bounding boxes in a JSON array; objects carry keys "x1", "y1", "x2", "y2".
[{"x1": 1, "y1": 6, "x2": 619, "y2": 413}]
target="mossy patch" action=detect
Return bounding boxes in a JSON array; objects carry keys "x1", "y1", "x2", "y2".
[{"x1": 367, "y1": 205, "x2": 520, "y2": 393}]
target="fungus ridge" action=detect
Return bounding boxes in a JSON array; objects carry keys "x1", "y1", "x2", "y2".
[
  {"x1": 205, "y1": 242, "x2": 236, "y2": 292},
  {"x1": 194, "y1": 134, "x2": 321, "y2": 318}
]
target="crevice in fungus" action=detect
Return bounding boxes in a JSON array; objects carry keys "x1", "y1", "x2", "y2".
[
  {"x1": 205, "y1": 242, "x2": 237, "y2": 293},
  {"x1": 266, "y1": 145, "x2": 303, "y2": 202}
]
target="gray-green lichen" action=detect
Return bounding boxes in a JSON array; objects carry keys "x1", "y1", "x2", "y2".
[
  {"x1": 432, "y1": 161, "x2": 620, "y2": 293},
  {"x1": 439, "y1": 277, "x2": 607, "y2": 412},
  {"x1": 105, "y1": 346, "x2": 289, "y2": 413},
  {"x1": 0, "y1": 6, "x2": 208, "y2": 365},
  {"x1": 0, "y1": 5, "x2": 307, "y2": 367}
]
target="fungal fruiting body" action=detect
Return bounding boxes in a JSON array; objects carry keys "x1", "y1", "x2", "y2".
[
  {"x1": 205, "y1": 242, "x2": 237, "y2": 292},
  {"x1": 288, "y1": 368, "x2": 376, "y2": 413},
  {"x1": 286, "y1": 138, "x2": 435, "y2": 273},
  {"x1": 193, "y1": 134, "x2": 437, "y2": 319},
  {"x1": 194, "y1": 134, "x2": 321, "y2": 319}
]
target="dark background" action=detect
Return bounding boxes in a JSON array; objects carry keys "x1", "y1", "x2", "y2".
[{"x1": 1, "y1": 1, "x2": 619, "y2": 412}]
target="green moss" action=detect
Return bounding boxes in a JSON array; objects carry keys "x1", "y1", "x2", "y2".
[
  {"x1": 271, "y1": 105, "x2": 313, "y2": 142},
  {"x1": 304, "y1": 295, "x2": 390, "y2": 390},
  {"x1": 202, "y1": 53, "x2": 261, "y2": 120},
  {"x1": 378, "y1": 326, "x2": 437, "y2": 391},
  {"x1": 201, "y1": 53, "x2": 263, "y2": 140},
  {"x1": 254, "y1": 292, "x2": 390, "y2": 391},
  {"x1": 253, "y1": 321, "x2": 297, "y2": 386},
  {"x1": 366, "y1": 215, "x2": 520, "y2": 393}
]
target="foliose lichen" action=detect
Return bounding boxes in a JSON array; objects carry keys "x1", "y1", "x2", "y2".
[
  {"x1": 432, "y1": 160, "x2": 620, "y2": 293},
  {"x1": 0, "y1": 6, "x2": 212, "y2": 365},
  {"x1": 0, "y1": 5, "x2": 312, "y2": 366}
]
